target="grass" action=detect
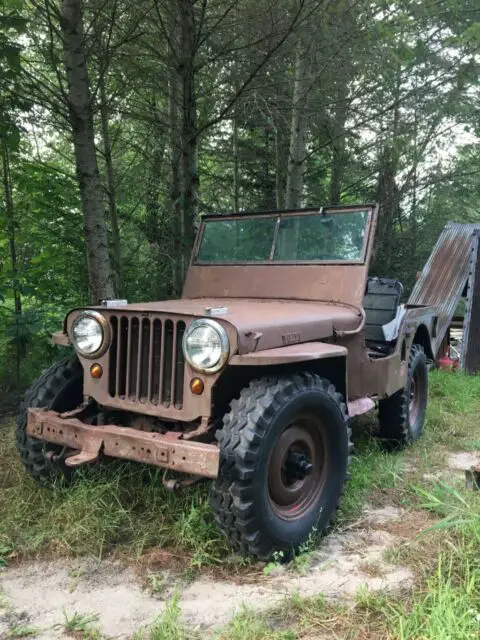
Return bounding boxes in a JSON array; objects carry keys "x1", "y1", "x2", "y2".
[
  {"x1": 53, "y1": 610, "x2": 102, "y2": 639},
  {"x1": 0, "y1": 425, "x2": 233, "y2": 567},
  {"x1": 132, "y1": 595, "x2": 188, "y2": 640},
  {"x1": 127, "y1": 370, "x2": 480, "y2": 639},
  {"x1": 5, "y1": 626, "x2": 40, "y2": 638},
  {"x1": 2, "y1": 370, "x2": 480, "y2": 639},
  {"x1": 0, "y1": 386, "x2": 406, "y2": 569}
]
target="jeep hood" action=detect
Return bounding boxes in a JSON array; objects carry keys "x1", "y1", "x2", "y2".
[{"x1": 97, "y1": 298, "x2": 361, "y2": 354}]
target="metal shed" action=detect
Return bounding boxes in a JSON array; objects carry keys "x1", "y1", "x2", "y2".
[{"x1": 408, "y1": 222, "x2": 480, "y2": 373}]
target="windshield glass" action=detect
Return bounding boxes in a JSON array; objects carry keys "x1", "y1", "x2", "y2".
[{"x1": 196, "y1": 210, "x2": 369, "y2": 264}]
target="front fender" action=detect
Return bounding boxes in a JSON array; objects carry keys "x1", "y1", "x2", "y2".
[{"x1": 229, "y1": 342, "x2": 347, "y2": 366}]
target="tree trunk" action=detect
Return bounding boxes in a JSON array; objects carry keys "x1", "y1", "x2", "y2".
[
  {"x1": 99, "y1": 75, "x2": 123, "y2": 296},
  {"x1": 285, "y1": 46, "x2": 311, "y2": 209},
  {"x1": 145, "y1": 125, "x2": 166, "y2": 299},
  {"x1": 169, "y1": 62, "x2": 184, "y2": 294},
  {"x1": 179, "y1": 0, "x2": 198, "y2": 276},
  {"x1": 60, "y1": 0, "x2": 115, "y2": 303},
  {"x1": 374, "y1": 70, "x2": 401, "y2": 275},
  {"x1": 233, "y1": 109, "x2": 240, "y2": 212},
  {"x1": 329, "y1": 81, "x2": 348, "y2": 205},
  {"x1": 2, "y1": 145, "x2": 23, "y2": 386},
  {"x1": 275, "y1": 116, "x2": 287, "y2": 210},
  {"x1": 232, "y1": 4, "x2": 240, "y2": 212}
]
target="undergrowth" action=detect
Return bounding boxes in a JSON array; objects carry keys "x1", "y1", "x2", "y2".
[
  {"x1": 126, "y1": 370, "x2": 480, "y2": 638},
  {"x1": 0, "y1": 427, "x2": 232, "y2": 567},
  {"x1": 0, "y1": 376, "x2": 411, "y2": 568},
  {"x1": 2, "y1": 370, "x2": 480, "y2": 640}
]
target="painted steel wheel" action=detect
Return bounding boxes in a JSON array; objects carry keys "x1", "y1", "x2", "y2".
[{"x1": 211, "y1": 373, "x2": 352, "y2": 560}]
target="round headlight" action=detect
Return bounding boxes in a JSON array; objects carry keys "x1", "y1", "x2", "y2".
[
  {"x1": 183, "y1": 319, "x2": 229, "y2": 373},
  {"x1": 71, "y1": 311, "x2": 107, "y2": 357}
]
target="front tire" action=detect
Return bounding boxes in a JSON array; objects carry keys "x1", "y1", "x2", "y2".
[
  {"x1": 16, "y1": 357, "x2": 83, "y2": 484},
  {"x1": 377, "y1": 344, "x2": 428, "y2": 448},
  {"x1": 210, "y1": 373, "x2": 351, "y2": 560}
]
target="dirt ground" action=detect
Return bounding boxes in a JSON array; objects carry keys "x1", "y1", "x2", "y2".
[{"x1": 0, "y1": 503, "x2": 418, "y2": 639}]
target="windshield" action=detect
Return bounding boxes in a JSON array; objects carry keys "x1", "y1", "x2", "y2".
[{"x1": 196, "y1": 210, "x2": 370, "y2": 264}]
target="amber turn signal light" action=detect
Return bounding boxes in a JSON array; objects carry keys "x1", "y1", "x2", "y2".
[
  {"x1": 190, "y1": 377, "x2": 204, "y2": 395},
  {"x1": 90, "y1": 363, "x2": 103, "y2": 379}
]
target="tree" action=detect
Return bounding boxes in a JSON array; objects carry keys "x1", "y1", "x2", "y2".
[{"x1": 59, "y1": 0, "x2": 115, "y2": 303}]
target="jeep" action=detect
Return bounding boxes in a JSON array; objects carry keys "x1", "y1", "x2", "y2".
[{"x1": 17, "y1": 204, "x2": 435, "y2": 559}]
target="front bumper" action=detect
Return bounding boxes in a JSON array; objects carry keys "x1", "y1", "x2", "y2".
[{"x1": 26, "y1": 408, "x2": 219, "y2": 478}]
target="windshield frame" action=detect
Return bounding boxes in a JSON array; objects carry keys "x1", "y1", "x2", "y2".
[{"x1": 193, "y1": 206, "x2": 374, "y2": 266}]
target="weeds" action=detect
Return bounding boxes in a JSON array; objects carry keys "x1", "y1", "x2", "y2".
[
  {"x1": 0, "y1": 422, "x2": 231, "y2": 566},
  {"x1": 217, "y1": 607, "x2": 296, "y2": 640},
  {"x1": 53, "y1": 610, "x2": 100, "y2": 636},
  {"x1": 5, "y1": 626, "x2": 39, "y2": 638},
  {"x1": 336, "y1": 436, "x2": 403, "y2": 525},
  {"x1": 2, "y1": 369, "x2": 480, "y2": 640},
  {"x1": 133, "y1": 594, "x2": 190, "y2": 640}
]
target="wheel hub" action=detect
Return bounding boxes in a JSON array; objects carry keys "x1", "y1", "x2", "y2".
[
  {"x1": 268, "y1": 419, "x2": 326, "y2": 520},
  {"x1": 283, "y1": 450, "x2": 313, "y2": 483}
]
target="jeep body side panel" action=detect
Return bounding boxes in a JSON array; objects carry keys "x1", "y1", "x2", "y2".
[{"x1": 343, "y1": 305, "x2": 436, "y2": 400}]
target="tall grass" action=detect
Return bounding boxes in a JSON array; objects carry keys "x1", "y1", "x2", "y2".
[{"x1": 0, "y1": 424, "x2": 231, "y2": 566}]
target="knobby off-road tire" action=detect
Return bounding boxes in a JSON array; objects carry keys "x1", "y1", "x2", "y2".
[
  {"x1": 377, "y1": 344, "x2": 428, "y2": 448},
  {"x1": 210, "y1": 373, "x2": 352, "y2": 560},
  {"x1": 16, "y1": 356, "x2": 83, "y2": 484}
]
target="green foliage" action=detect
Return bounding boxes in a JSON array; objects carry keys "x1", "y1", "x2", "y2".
[
  {"x1": 0, "y1": 0, "x2": 479, "y2": 392},
  {"x1": 0, "y1": 2, "x2": 28, "y2": 146},
  {"x1": 53, "y1": 610, "x2": 101, "y2": 637},
  {"x1": 5, "y1": 626, "x2": 40, "y2": 638}
]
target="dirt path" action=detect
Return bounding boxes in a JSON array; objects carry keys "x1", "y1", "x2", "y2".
[{"x1": 0, "y1": 505, "x2": 415, "y2": 639}]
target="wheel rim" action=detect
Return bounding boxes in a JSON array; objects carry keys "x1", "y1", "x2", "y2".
[
  {"x1": 409, "y1": 370, "x2": 420, "y2": 426},
  {"x1": 267, "y1": 417, "x2": 326, "y2": 521}
]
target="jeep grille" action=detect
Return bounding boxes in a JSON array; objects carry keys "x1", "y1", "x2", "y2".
[{"x1": 108, "y1": 315, "x2": 186, "y2": 408}]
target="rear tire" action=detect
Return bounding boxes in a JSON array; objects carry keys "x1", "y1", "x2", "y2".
[
  {"x1": 16, "y1": 357, "x2": 83, "y2": 484},
  {"x1": 210, "y1": 373, "x2": 351, "y2": 560},
  {"x1": 377, "y1": 344, "x2": 428, "y2": 448}
]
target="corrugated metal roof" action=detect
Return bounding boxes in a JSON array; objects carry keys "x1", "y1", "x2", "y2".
[{"x1": 408, "y1": 222, "x2": 480, "y2": 354}]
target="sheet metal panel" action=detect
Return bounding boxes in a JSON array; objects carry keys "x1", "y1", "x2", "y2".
[
  {"x1": 408, "y1": 223, "x2": 478, "y2": 354},
  {"x1": 463, "y1": 231, "x2": 480, "y2": 372}
]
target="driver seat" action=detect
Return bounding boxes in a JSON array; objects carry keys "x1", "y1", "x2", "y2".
[{"x1": 364, "y1": 277, "x2": 404, "y2": 354}]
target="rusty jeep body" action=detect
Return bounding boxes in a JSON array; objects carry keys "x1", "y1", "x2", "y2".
[{"x1": 18, "y1": 204, "x2": 436, "y2": 559}]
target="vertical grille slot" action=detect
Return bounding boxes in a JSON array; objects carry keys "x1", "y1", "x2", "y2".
[
  {"x1": 108, "y1": 316, "x2": 118, "y2": 397},
  {"x1": 128, "y1": 318, "x2": 139, "y2": 399},
  {"x1": 175, "y1": 322, "x2": 186, "y2": 408},
  {"x1": 139, "y1": 318, "x2": 151, "y2": 401},
  {"x1": 162, "y1": 320, "x2": 174, "y2": 406},
  {"x1": 118, "y1": 316, "x2": 128, "y2": 397},
  {"x1": 151, "y1": 319, "x2": 162, "y2": 405},
  {"x1": 109, "y1": 314, "x2": 186, "y2": 409}
]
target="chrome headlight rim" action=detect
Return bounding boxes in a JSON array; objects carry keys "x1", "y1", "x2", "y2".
[
  {"x1": 183, "y1": 318, "x2": 230, "y2": 373},
  {"x1": 70, "y1": 310, "x2": 110, "y2": 358}
]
